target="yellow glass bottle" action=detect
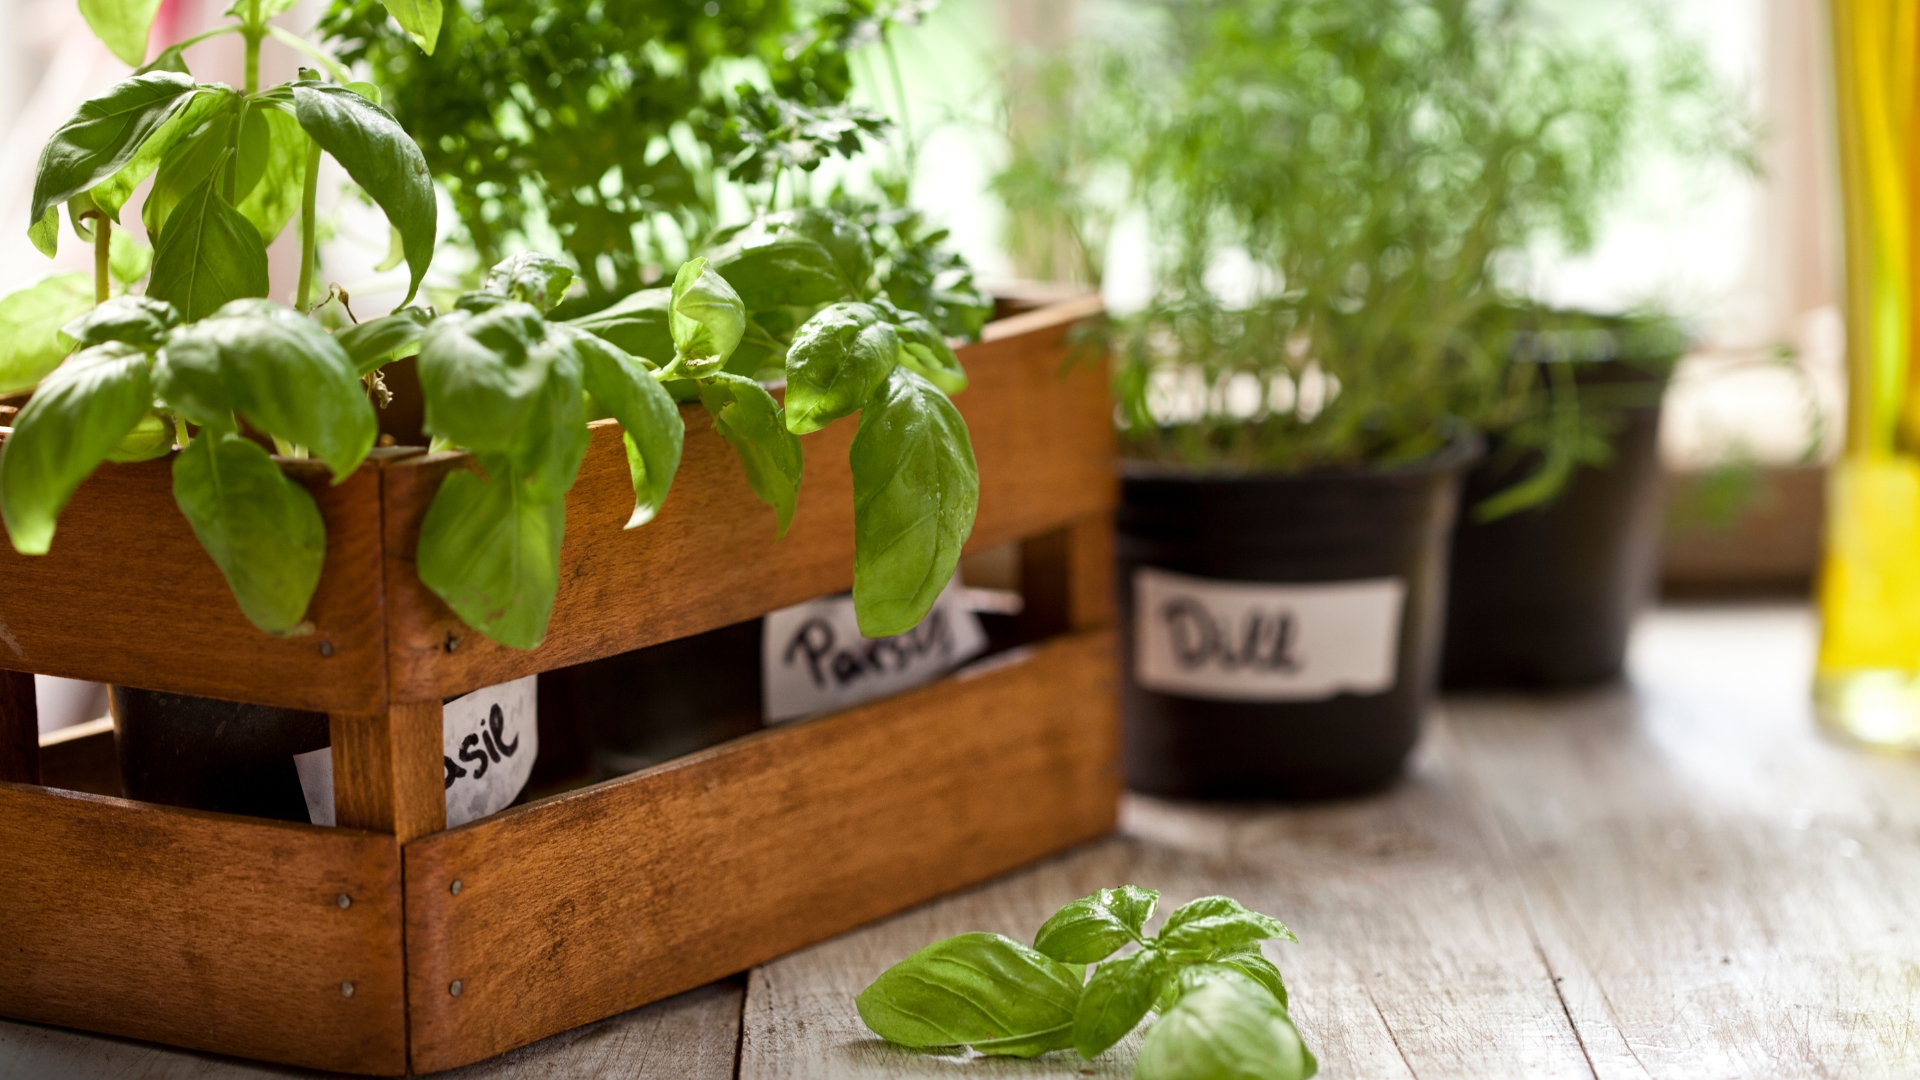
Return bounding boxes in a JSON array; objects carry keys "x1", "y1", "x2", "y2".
[{"x1": 1818, "y1": 0, "x2": 1920, "y2": 749}]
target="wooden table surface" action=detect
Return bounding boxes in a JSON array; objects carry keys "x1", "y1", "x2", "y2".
[{"x1": 6, "y1": 601, "x2": 1918, "y2": 1079}]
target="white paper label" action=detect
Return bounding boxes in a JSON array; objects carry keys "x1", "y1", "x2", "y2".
[
  {"x1": 763, "y1": 579, "x2": 988, "y2": 723},
  {"x1": 293, "y1": 674, "x2": 539, "y2": 829},
  {"x1": 1133, "y1": 567, "x2": 1405, "y2": 702},
  {"x1": 442, "y1": 674, "x2": 539, "y2": 828}
]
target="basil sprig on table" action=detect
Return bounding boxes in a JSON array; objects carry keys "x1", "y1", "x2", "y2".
[
  {"x1": 857, "y1": 887, "x2": 1317, "y2": 1080},
  {"x1": 570, "y1": 205, "x2": 980, "y2": 639}
]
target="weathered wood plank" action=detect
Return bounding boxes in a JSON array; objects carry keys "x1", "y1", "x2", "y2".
[
  {"x1": 0, "y1": 784, "x2": 408, "y2": 1075},
  {"x1": 1447, "y1": 604, "x2": 1920, "y2": 1078},
  {"x1": 402, "y1": 630, "x2": 1120, "y2": 1074},
  {"x1": 738, "y1": 738, "x2": 1591, "y2": 1080},
  {"x1": 0, "y1": 457, "x2": 389, "y2": 714},
  {"x1": 0, "y1": 979, "x2": 744, "y2": 1080},
  {"x1": 380, "y1": 300, "x2": 1113, "y2": 703}
]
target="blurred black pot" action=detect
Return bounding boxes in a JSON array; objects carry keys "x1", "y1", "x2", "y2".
[
  {"x1": 1118, "y1": 432, "x2": 1479, "y2": 800},
  {"x1": 1442, "y1": 310, "x2": 1683, "y2": 689},
  {"x1": 111, "y1": 686, "x2": 330, "y2": 822}
]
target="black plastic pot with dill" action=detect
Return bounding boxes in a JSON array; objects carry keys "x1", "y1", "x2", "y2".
[
  {"x1": 1442, "y1": 310, "x2": 1685, "y2": 689},
  {"x1": 111, "y1": 687, "x2": 331, "y2": 822},
  {"x1": 1118, "y1": 432, "x2": 1480, "y2": 801}
]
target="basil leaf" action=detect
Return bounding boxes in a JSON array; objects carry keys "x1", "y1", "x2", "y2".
[
  {"x1": 134, "y1": 43, "x2": 190, "y2": 76},
  {"x1": 109, "y1": 229, "x2": 152, "y2": 285},
  {"x1": 29, "y1": 207, "x2": 59, "y2": 258},
  {"x1": 0, "y1": 343, "x2": 152, "y2": 555},
  {"x1": 381, "y1": 0, "x2": 443, "y2": 53},
  {"x1": 171, "y1": 430, "x2": 326, "y2": 636},
  {"x1": 416, "y1": 458, "x2": 567, "y2": 651},
  {"x1": 62, "y1": 294, "x2": 178, "y2": 350},
  {"x1": 142, "y1": 107, "x2": 234, "y2": 239},
  {"x1": 90, "y1": 87, "x2": 227, "y2": 222},
  {"x1": 234, "y1": 103, "x2": 270, "y2": 204},
  {"x1": 0, "y1": 275, "x2": 94, "y2": 394},
  {"x1": 79, "y1": 0, "x2": 166, "y2": 67},
  {"x1": 146, "y1": 173, "x2": 271, "y2": 321},
  {"x1": 888, "y1": 309, "x2": 968, "y2": 395},
  {"x1": 777, "y1": 206, "x2": 872, "y2": 294},
  {"x1": 1211, "y1": 949, "x2": 1289, "y2": 1010},
  {"x1": 1159, "y1": 896, "x2": 1295, "y2": 959},
  {"x1": 1035, "y1": 886, "x2": 1161, "y2": 965},
  {"x1": 1135, "y1": 978, "x2": 1314, "y2": 1080},
  {"x1": 505, "y1": 335, "x2": 589, "y2": 500},
  {"x1": 848, "y1": 367, "x2": 978, "y2": 638},
  {"x1": 104, "y1": 411, "x2": 173, "y2": 463},
  {"x1": 697, "y1": 372, "x2": 801, "y2": 537},
  {"x1": 30, "y1": 71, "x2": 196, "y2": 229},
  {"x1": 569, "y1": 327, "x2": 683, "y2": 528},
  {"x1": 234, "y1": 104, "x2": 307, "y2": 243},
  {"x1": 855, "y1": 932, "x2": 1083, "y2": 1059},
  {"x1": 669, "y1": 257, "x2": 745, "y2": 377},
  {"x1": 156, "y1": 299, "x2": 377, "y2": 480},
  {"x1": 783, "y1": 302, "x2": 898, "y2": 435},
  {"x1": 416, "y1": 302, "x2": 553, "y2": 455},
  {"x1": 1073, "y1": 948, "x2": 1167, "y2": 1059},
  {"x1": 483, "y1": 252, "x2": 575, "y2": 313},
  {"x1": 704, "y1": 216, "x2": 848, "y2": 310},
  {"x1": 568, "y1": 286, "x2": 672, "y2": 363},
  {"x1": 292, "y1": 83, "x2": 435, "y2": 304},
  {"x1": 335, "y1": 308, "x2": 431, "y2": 375}
]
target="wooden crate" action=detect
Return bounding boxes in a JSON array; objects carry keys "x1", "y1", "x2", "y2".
[{"x1": 0, "y1": 296, "x2": 1119, "y2": 1076}]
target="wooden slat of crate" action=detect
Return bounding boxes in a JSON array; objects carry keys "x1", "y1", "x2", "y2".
[
  {"x1": 0, "y1": 457, "x2": 390, "y2": 714},
  {"x1": 381, "y1": 300, "x2": 1114, "y2": 703},
  {"x1": 401, "y1": 628, "x2": 1120, "y2": 1074},
  {"x1": 0, "y1": 783, "x2": 408, "y2": 1075}
]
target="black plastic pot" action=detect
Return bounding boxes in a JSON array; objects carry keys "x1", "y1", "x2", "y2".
[
  {"x1": 110, "y1": 686, "x2": 331, "y2": 822},
  {"x1": 1118, "y1": 435, "x2": 1479, "y2": 801},
  {"x1": 1443, "y1": 351, "x2": 1674, "y2": 689}
]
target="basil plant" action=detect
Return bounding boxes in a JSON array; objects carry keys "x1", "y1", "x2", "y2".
[
  {"x1": 570, "y1": 205, "x2": 980, "y2": 641},
  {"x1": 0, "y1": 0, "x2": 439, "y2": 636},
  {"x1": 416, "y1": 230, "x2": 979, "y2": 652}
]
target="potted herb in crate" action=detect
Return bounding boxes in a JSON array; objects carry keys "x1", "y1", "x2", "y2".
[
  {"x1": 996, "y1": 0, "x2": 1747, "y2": 798},
  {"x1": 327, "y1": 0, "x2": 997, "y2": 776},
  {"x1": 0, "y1": 0, "x2": 449, "y2": 819}
]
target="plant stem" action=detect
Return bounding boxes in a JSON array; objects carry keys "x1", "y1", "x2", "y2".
[
  {"x1": 243, "y1": 0, "x2": 263, "y2": 93},
  {"x1": 882, "y1": 26, "x2": 915, "y2": 178},
  {"x1": 173, "y1": 415, "x2": 190, "y2": 450},
  {"x1": 92, "y1": 216, "x2": 111, "y2": 304},
  {"x1": 297, "y1": 136, "x2": 322, "y2": 312}
]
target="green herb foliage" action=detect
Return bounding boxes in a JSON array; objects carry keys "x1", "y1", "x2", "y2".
[
  {"x1": 997, "y1": 0, "x2": 1749, "y2": 496},
  {"x1": 320, "y1": 0, "x2": 923, "y2": 306},
  {"x1": 858, "y1": 887, "x2": 1314, "y2": 1079},
  {"x1": 0, "y1": 0, "x2": 437, "y2": 636},
  {"x1": 569, "y1": 204, "x2": 981, "y2": 639}
]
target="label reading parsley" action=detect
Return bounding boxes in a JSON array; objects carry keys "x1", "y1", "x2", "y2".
[
  {"x1": 763, "y1": 579, "x2": 988, "y2": 723},
  {"x1": 1133, "y1": 567, "x2": 1405, "y2": 702}
]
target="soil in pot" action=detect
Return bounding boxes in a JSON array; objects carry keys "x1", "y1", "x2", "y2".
[
  {"x1": 111, "y1": 687, "x2": 331, "y2": 822},
  {"x1": 1118, "y1": 435, "x2": 1479, "y2": 801},
  {"x1": 1443, "y1": 321, "x2": 1677, "y2": 689}
]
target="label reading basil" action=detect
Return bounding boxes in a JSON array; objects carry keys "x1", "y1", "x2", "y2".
[
  {"x1": 1133, "y1": 567, "x2": 1405, "y2": 702},
  {"x1": 292, "y1": 673, "x2": 539, "y2": 828},
  {"x1": 763, "y1": 578, "x2": 988, "y2": 723}
]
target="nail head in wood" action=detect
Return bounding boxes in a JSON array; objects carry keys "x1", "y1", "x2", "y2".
[
  {"x1": 336, "y1": 893, "x2": 351, "y2": 909},
  {"x1": 340, "y1": 982, "x2": 354, "y2": 998},
  {"x1": 444, "y1": 633, "x2": 460, "y2": 653},
  {"x1": 449, "y1": 980, "x2": 463, "y2": 997},
  {"x1": 450, "y1": 879, "x2": 463, "y2": 895},
  {"x1": 319, "y1": 641, "x2": 334, "y2": 658}
]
